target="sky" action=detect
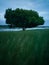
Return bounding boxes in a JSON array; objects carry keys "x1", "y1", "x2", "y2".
[{"x1": 0, "y1": 0, "x2": 49, "y2": 26}]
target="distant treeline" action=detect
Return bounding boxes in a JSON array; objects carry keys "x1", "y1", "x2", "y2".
[{"x1": 0, "y1": 25, "x2": 9, "y2": 28}]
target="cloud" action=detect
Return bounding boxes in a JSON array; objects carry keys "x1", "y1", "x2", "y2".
[
  {"x1": 0, "y1": 13, "x2": 5, "y2": 20},
  {"x1": 38, "y1": 11, "x2": 49, "y2": 20}
]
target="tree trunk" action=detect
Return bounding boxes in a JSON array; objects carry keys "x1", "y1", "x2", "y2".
[{"x1": 23, "y1": 27, "x2": 25, "y2": 31}]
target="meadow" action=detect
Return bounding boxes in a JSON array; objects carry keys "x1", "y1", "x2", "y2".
[{"x1": 0, "y1": 29, "x2": 49, "y2": 65}]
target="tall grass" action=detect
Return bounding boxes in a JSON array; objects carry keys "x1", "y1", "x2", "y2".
[{"x1": 0, "y1": 29, "x2": 49, "y2": 65}]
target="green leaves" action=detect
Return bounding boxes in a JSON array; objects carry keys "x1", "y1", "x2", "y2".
[{"x1": 4, "y1": 8, "x2": 45, "y2": 28}]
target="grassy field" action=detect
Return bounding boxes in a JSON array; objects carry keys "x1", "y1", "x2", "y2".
[{"x1": 0, "y1": 29, "x2": 49, "y2": 65}]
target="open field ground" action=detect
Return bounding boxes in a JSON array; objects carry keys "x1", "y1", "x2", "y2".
[{"x1": 0, "y1": 29, "x2": 49, "y2": 65}]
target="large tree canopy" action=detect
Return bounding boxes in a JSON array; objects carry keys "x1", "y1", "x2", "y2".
[{"x1": 4, "y1": 8, "x2": 45, "y2": 30}]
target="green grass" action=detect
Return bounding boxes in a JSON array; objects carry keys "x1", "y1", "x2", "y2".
[{"x1": 0, "y1": 29, "x2": 49, "y2": 65}]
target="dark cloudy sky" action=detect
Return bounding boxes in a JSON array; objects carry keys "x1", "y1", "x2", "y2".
[{"x1": 0, "y1": 0, "x2": 49, "y2": 25}]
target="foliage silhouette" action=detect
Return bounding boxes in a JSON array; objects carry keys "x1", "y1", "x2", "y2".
[{"x1": 4, "y1": 8, "x2": 45, "y2": 30}]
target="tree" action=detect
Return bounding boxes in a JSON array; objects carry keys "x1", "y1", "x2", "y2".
[{"x1": 4, "y1": 8, "x2": 45, "y2": 30}]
